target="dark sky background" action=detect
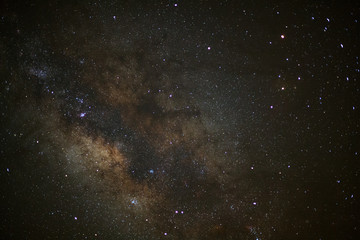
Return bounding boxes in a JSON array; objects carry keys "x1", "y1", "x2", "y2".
[{"x1": 1, "y1": 0, "x2": 359, "y2": 239}]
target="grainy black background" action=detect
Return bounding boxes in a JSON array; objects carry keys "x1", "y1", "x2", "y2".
[{"x1": 1, "y1": 0, "x2": 359, "y2": 239}]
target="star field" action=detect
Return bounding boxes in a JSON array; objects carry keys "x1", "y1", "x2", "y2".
[{"x1": 1, "y1": 0, "x2": 359, "y2": 239}]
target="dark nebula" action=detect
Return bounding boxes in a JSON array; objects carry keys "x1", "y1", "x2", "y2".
[{"x1": 1, "y1": 0, "x2": 359, "y2": 239}]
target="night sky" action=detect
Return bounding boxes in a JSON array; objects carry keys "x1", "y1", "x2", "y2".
[{"x1": 1, "y1": 0, "x2": 360, "y2": 239}]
